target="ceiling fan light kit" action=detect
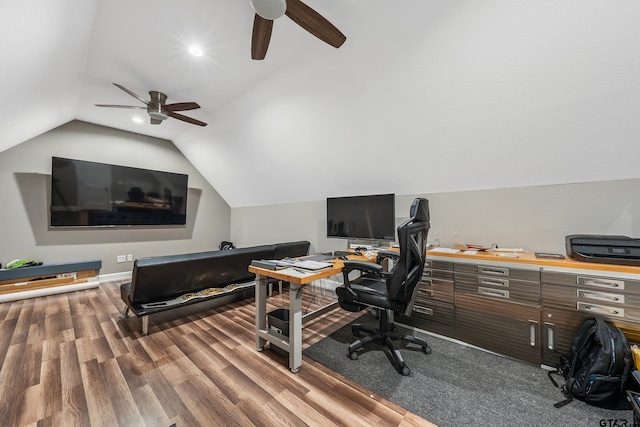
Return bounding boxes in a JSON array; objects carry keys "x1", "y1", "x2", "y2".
[
  {"x1": 96, "y1": 83, "x2": 207, "y2": 127},
  {"x1": 250, "y1": 0, "x2": 286, "y2": 20}
]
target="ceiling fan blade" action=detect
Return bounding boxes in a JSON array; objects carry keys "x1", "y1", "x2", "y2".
[
  {"x1": 168, "y1": 111, "x2": 208, "y2": 127},
  {"x1": 165, "y1": 102, "x2": 200, "y2": 112},
  {"x1": 252, "y1": 14, "x2": 274, "y2": 60},
  {"x1": 95, "y1": 104, "x2": 146, "y2": 110},
  {"x1": 285, "y1": 0, "x2": 346, "y2": 48},
  {"x1": 113, "y1": 83, "x2": 149, "y2": 105},
  {"x1": 150, "y1": 118, "x2": 162, "y2": 125}
]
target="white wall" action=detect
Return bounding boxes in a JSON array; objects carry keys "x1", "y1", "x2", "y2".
[
  {"x1": 231, "y1": 179, "x2": 640, "y2": 255},
  {"x1": 0, "y1": 120, "x2": 231, "y2": 274},
  {"x1": 183, "y1": 1, "x2": 640, "y2": 208}
]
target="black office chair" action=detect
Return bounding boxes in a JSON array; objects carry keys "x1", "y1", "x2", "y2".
[{"x1": 335, "y1": 198, "x2": 431, "y2": 375}]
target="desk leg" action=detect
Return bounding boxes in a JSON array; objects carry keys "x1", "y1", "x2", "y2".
[
  {"x1": 289, "y1": 283, "x2": 303, "y2": 373},
  {"x1": 255, "y1": 274, "x2": 268, "y2": 351}
]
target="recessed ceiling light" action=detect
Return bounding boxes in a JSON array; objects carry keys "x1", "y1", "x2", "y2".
[
  {"x1": 133, "y1": 117, "x2": 143, "y2": 123},
  {"x1": 189, "y1": 45, "x2": 203, "y2": 57}
]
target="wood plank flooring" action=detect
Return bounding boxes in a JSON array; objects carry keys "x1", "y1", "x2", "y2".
[{"x1": 0, "y1": 281, "x2": 436, "y2": 427}]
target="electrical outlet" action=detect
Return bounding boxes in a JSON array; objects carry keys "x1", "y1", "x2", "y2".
[
  {"x1": 116, "y1": 255, "x2": 126, "y2": 263},
  {"x1": 126, "y1": 254, "x2": 133, "y2": 262}
]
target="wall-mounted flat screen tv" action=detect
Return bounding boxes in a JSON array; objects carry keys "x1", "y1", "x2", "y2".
[
  {"x1": 326, "y1": 193, "x2": 396, "y2": 241},
  {"x1": 50, "y1": 157, "x2": 188, "y2": 227}
]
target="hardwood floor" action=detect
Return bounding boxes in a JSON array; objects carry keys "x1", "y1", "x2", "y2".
[{"x1": 0, "y1": 281, "x2": 436, "y2": 427}]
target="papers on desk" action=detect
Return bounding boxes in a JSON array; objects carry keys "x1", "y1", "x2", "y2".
[
  {"x1": 277, "y1": 268, "x2": 314, "y2": 277},
  {"x1": 252, "y1": 259, "x2": 333, "y2": 271},
  {"x1": 291, "y1": 260, "x2": 333, "y2": 271},
  {"x1": 429, "y1": 247, "x2": 461, "y2": 254}
]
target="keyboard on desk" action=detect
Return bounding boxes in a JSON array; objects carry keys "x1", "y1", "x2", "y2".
[{"x1": 331, "y1": 250, "x2": 362, "y2": 257}]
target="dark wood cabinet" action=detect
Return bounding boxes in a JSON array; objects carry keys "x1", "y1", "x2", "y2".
[
  {"x1": 397, "y1": 260, "x2": 454, "y2": 337},
  {"x1": 455, "y1": 293, "x2": 541, "y2": 364},
  {"x1": 453, "y1": 261, "x2": 541, "y2": 364},
  {"x1": 396, "y1": 252, "x2": 640, "y2": 367},
  {"x1": 540, "y1": 270, "x2": 640, "y2": 366}
]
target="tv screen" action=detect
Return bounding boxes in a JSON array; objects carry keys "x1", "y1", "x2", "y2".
[
  {"x1": 326, "y1": 194, "x2": 395, "y2": 241},
  {"x1": 50, "y1": 157, "x2": 188, "y2": 227}
]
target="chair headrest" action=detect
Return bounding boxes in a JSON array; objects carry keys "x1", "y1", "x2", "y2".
[{"x1": 410, "y1": 198, "x2": 430, "y2": 223}]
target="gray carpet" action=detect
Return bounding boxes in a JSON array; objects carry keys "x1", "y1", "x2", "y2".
[{"x1": 304, "y1": 312, "x2": 634, "y2": 427}]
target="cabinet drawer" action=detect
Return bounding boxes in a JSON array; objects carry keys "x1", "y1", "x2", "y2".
[
  {"x1": 455, "y1": 293, "x2": 540, "y2": 364},
  {"x1": 542, "y1": 283, "x2": 640, "y2": 321},
  {"x1": 455, "y1": 263, "x2": 539, "y2": 281},
  {"x1": 417, "y1": 279, "x2": 453, "y2": 304},
  {"x1": 541, "y1": 271, "x2": 640, "y2": 294},
  {"x1": 398, "y1": 299, "x2": 454, "y2": 338},
  {"x1": 422, "y1": 268, "x2": 453, "y2": 281},
  {"x1": 424, "y1": 260, "x2": 453, "y2": 271},
  {"x1": 455, "y1": 272, "x2": 540, "y2": 305}
]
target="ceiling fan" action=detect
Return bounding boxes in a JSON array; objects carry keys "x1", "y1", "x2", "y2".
[
  {"x1": 250, "y1": 0, "x2": 346, "y2": 60},
  {"x1": 95, "y1": 83, "x2": 207, "y2": 127}
]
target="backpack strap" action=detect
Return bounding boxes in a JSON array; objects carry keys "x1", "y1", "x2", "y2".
[
  {"x1": 548, "y1": 369, "x2": 574, "y2": 408},
  {"x1": 554, "y1": 395, "x2": 574, "y2": 408}
]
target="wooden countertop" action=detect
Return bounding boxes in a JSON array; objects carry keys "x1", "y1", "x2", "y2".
[
  {"x1": 248, "y1": 253, "x2": 375, "y2": 285},
  {"x1": 427, "y1": 249, "x2": 640, "y2": 275}
]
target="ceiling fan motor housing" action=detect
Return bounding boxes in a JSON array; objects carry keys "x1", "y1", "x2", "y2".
[{"x1": 148, "y1": 91, "x2": 168, "y2": 120}]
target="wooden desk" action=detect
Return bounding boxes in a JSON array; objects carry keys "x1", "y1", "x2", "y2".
[{"x1": 250, "y1": 254, "x2": 373, "y2": 373}]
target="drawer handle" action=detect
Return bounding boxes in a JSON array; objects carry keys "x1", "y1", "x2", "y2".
[
  {"x1": 478, "y1": 276, "x2": 509, "y2": 287},
  {"x1": 478, "y1": 266, "x2": 509, "y2": 276},
  {"x1": 422, "y1": 270, "x2": 432, "y2": 278},
  {"x1": 577, "y1": 289, "x2": 624, "y2": 304},
  {"x1": 414, "y1": 306, "x2": 434, "y2": 315},
  {"x1": 577, "y1": 302, "x2": 625, "y2": 318},
  {"x1": 478, "y1": 287, "x2": 509, "y2": 299},
  {"x1": 544, "y1": 322, "x2": 555, "y2": 350},
  {"x1": 425, "y1": 260, "x2": 432, "y2": 267},
  {"x1": 529, "y1": 321, "x2": 538, "y2": 347},
  {"x1": 577, "y1": 276, "x2": 625, "y2": 290},
  {"x1": 418, "y1": 289, "x2": 433, "y2": 297}
]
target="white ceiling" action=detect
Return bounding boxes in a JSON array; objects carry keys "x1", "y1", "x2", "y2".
[{"x1": 1, "y1": 1, "x2": 640, "y2": 208}]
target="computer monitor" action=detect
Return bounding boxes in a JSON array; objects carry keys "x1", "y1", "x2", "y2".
[{"x1": 326, "y1": 194, "x2": 395, "y2": 242}]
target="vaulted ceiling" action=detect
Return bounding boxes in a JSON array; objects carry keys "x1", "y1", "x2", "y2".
[{"x1": 2, "y1": 1, "x2": 639, "y2": 207}]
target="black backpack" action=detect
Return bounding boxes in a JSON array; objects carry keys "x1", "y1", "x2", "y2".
[{"x1": 549, "y1": 317, "x2": 632, "y2": 408}]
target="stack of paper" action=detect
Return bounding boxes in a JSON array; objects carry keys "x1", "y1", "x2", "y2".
[{"x1": 292, "y1": 260, "x2": 333, "y2": 271}]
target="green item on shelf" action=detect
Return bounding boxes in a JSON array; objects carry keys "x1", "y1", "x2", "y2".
[{"x1": 6, "y1": 259, "x2": 43, "y2": 269}]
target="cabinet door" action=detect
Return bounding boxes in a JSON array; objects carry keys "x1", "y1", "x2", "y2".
[
  {"x1": 540, "y1": 307, "x2": 590, "y2": 367},
  {"x1": 455, "y1": 293, "x2": 540, "y2": 364}
]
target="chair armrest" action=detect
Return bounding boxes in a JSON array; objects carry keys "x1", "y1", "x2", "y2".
[
  {"x1": 342, "y1": 260, "x2": 384, "y2": 275},
  {"x1": 341, "y1": 260, "x2": 388, "y2": 299},
  {"x1": 376, "y1": 250, "x2": 399, "y2": 263}
]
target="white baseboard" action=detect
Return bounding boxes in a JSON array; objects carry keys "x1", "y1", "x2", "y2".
[
  {"x1": 0, "y1": 278, "x2": 100, "y2": 303},
  {"x1": 100, "y1": 271, "x2": 133, "y2": 283}
]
